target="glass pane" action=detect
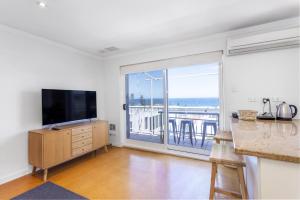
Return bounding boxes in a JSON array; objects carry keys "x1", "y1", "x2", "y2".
[
  {"x1": 125, "y1": 70, "x2": 165, "y2": 144},
  {"x1": 167, "y1": 63, "x2": 219, "y2": 155}
]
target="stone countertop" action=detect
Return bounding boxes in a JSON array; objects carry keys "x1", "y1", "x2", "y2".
[{"x1": 230, "y1": 119, "x2": 300, "y2": 163}]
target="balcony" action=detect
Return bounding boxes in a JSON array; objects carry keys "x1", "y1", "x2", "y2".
[{"x1": 127, "y1": 105, "x2": 219, "y2": 155}]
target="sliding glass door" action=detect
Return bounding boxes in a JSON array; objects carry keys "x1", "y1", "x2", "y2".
[
  {"x1": 125, "y1": 70, "x2": 166, "y2": 144},
  {"x1": 123, "y1": 56, "x2": 221, "y2": 155},
  {"x1": 167, "y1": 63, "x2": 220, "y2": 155}
]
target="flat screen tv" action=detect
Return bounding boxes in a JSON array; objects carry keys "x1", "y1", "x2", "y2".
[{"x1": 42, "y1": 89, "x2": 97, "y2": 125}]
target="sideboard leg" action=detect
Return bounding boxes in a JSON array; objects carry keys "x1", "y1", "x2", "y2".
[
  {"x1": 43, "y1": 169, "x2": 48, "y2": 182},
  {"x1": 32, "y1": 166, "x2": 37, "y2": 175},
  {"x1": 104, "y1": 145, "x2": 108, "y2": 152}
]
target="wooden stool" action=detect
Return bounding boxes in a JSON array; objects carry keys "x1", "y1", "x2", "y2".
[
  {"x1": 214, "y1": 131, "x2": 233, "y2": 144},
  {"x1": 209, "y1": 143, "x2": 248, "y2": 199}
]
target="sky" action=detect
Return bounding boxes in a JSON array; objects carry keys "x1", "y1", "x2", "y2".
[
  {"x1": 168, "y1": 63, "x2": 219, "y2": 98},
  {"x1": 127, "y1": 62, "x2": 219, "y2": 99}
]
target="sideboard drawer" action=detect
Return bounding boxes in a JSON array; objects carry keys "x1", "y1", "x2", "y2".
[
  {"x1": 72, "y1": 126, "x2": 92, "y2": 136},
  {"x1": 72, "y1": 144, "x2": 92, "y2": 157},
  {"x1": 72, "y1": 132, "x2": 92, "y2": 142},
  {"x1": 72, "y1": 138, "x2": 92, "y2": 149}
]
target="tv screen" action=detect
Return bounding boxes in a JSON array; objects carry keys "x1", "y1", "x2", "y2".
[{"x1": 42, "y1": 89, "x2": 97, "y2": 125}]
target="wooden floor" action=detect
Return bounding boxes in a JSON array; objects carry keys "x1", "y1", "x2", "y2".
[{"x1": 0, "y1": 147, "x2": 233, "y2": 199}]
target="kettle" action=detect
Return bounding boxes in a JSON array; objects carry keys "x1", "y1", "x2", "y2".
[{"x1": 276, "y1": 102, "x2": 298, "y2": 120}]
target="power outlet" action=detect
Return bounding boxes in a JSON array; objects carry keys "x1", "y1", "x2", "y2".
[
  {"x1": 109, "y1": 124, "x2": 116, "y2": 131},
  {"x1": 248, "y1": 97, "x2": 257, "y2": 102},
  {"x1": 270, "y1": 97, "x2": 281, "y2": 103},
  {"x1": 109, "y1": 132, "x2": 116, "y2": 136}
]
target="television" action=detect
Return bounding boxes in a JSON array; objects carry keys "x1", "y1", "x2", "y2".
[{"x1": 42, "y1": 89, "x2": 97, "y2": 125}]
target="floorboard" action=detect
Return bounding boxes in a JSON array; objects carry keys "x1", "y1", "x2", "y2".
[{"x1": 0, "y1": 147, "x2": 234, "y2": 199}]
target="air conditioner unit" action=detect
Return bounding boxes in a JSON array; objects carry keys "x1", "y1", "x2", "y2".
[{"x1": 227, "y1": 27, "x2": 300, "y2": 56}]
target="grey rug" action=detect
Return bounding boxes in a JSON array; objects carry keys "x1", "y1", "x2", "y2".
[{"x1": 11, "y1": 182, "x2": 87, "y2": 200}]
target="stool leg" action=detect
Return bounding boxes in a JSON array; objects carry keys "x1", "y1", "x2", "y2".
[
  {"x1": 209, "y1": 162, "x2": 217, "y2": 200},
  {"x1": 202, "y1": 125, "x2": 206, "y2": 147},
  {"x1": 192, "y1": 123, "x2": 196, "y2": 144},
  {"x1": 237, "y1": 167, "x2": 248, "y2": 199},
  {"x1": 189, "y1": 124, "x2": 193, "y2": 146},
  {"x1": 183, "y1": 124, "x2": 186, "y2": 143},
  {"x1": 175, "y1": 122, "x2": 178, "y2": 143},
  {"x1": 172, "y1": 122, "x2": 176, "y2": 144},
  {"x1": 213, "y1": 124, "x2": 217, "y2": 135},
  {"x1": 178, "y1": 123, "x2": 182, "y2": 144}
]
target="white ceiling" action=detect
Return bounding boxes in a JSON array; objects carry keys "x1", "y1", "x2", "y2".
[{"x1": 0, "y1": 0, "x2": 299, "y2": 56}]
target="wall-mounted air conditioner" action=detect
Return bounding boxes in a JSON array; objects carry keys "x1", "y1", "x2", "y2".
[{"x1": 227, "y1": 27, "x2": 300, "y2": 56}]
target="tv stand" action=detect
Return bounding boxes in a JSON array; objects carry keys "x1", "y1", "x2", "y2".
[{"x1": 28, "y1": 120, "x2": 109, "y2": 181}]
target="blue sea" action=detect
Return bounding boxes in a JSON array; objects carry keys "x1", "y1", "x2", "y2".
[{"x1": 129, "y1": 98, "x2": 219, "y2": 107}]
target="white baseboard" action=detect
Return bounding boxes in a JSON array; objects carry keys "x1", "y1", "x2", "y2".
[
  {"x1": 0, "y1": 167, "x2": 31, "y2": 185},
  {"x1": 111, "y1": 142, "x2": 123, "y2": 148}
]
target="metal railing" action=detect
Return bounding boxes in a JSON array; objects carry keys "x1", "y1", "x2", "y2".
[{"x1": 128, "y1": 106, "x2": 219, "y2": 138}]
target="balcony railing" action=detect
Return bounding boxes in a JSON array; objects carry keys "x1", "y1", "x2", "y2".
[{"x1": 127, "y1": 106, "x2": 219, "y2": 152}]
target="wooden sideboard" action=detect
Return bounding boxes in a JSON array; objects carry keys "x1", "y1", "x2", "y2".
[{"x1": 28, "y1": 120, "x2": 109, "y2": 181}]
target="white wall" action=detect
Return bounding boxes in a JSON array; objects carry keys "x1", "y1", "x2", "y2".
[
  {"x1": 103, "y1": 18, "x2": 300, "y2": 146},
  {"x1": 0, "y1": 25, "x2": 105, "y2": 183},
  {"x1": 224, "y1": 48, "x2": 300, "y2": 128}
]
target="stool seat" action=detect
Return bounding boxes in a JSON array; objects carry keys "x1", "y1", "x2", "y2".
[
  {"x1": 209, "y1": 143, "x2": 245, "y2": 167},
  {"x1": 214, "y1": 131, "x2": 233, "y2": 144},
  {"x1": 180, "y1": 119, "x2": 193, "y2": 124}
]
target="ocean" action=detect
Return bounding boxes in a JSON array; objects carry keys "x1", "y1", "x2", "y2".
[{"x1": 129, "y1": 97, "x2": 219, "y2": 107}]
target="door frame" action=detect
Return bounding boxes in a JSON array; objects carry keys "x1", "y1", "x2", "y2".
[{"x1": 120, "y1": 61, "x2": 225, "y2": 155}]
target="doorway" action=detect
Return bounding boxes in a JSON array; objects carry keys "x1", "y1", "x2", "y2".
[{"x1": 123, "y1": 62, "x2": 221, "y2": 155}]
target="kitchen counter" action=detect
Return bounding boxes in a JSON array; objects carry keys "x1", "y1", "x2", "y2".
[
  {"x1": 231, "y1": 119, "x2": 300, "y2": 163},
  {"x1": 230, "y1": 119, "x2": 300, "y2": 199}
]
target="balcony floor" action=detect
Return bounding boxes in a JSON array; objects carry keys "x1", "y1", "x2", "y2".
[{"x1": 128, "y1": 132, "x2": 213, "y2": 156}]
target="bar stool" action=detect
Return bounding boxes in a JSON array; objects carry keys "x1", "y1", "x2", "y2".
[
  {"x1": 209, "y1": 143, "x2": 248, "y2": 199},
  {"x1": 168, "y1": 119, "x2": 177, "y2": 143},
  {"x1": 178, "y1": 120, "x2": 196, "y2": 146},
  {"x1": 202, "y1": 120, "x2": 218, "y2": 147},
  {"x1": 214, "y1": 131, "x2": 235, "y2": 170},
  {"x1": 214, "y1": 131, "x2": 233, "y2": 144}
]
